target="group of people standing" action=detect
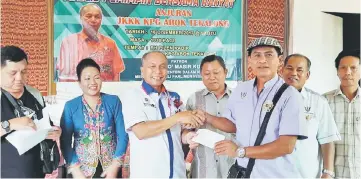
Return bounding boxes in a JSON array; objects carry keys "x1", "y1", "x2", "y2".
[{"x1": 1, "y1": 35, "x2": 360, "y2": 179}]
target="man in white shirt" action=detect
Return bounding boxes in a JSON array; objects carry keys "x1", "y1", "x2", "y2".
[
  {"x1": 281, "y1": 53, "x2": 341, "y2": 178},
  {"x1": 122, "y1": 51, "x2": 205, "y2": 178}
]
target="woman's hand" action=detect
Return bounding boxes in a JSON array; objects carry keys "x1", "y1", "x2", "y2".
[
  {"x1": 101, "y1": 160, "x2": 121, "y2": 178},
  {"x1": 69, "y1": 165, "x2": 86, "y2": 179}
]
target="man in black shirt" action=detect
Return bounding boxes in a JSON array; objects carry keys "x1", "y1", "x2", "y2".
[{"x1": 1, "y1": 45, "x2": 62, "y2": 178}]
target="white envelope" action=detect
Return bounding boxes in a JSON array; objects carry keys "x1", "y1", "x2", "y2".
[
  {"x1": 6, "y1": 106, "x2": 53, "y2": 155},
  {"x1": 192, "y1": 129, "x2": 225, "y2": 149}
]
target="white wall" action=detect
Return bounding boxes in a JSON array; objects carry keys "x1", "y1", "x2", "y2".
[
  {"x1": 292, "y1": 0, "x2": 360, "y2": 94},
  {"x1": 315, "y1": 0, "x2": 360, "y2": 14}
]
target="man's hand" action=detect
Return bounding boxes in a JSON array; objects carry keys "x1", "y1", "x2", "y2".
[
  {"x1": 176, "y1": 110, "x2": 205, "y2": 128},
  {"x1": 192, "y1": 109, "x2": 206, "y2": 122},
  {"x1": 214, "y1": 140, "x2": 238, "y2": 158},
  {"x1": 46, "y1": 126, "x2": 62, "y2": 141},
  {"x1": 183, "y1": 131, "x2": 199, "y2": 149},
  {"x1": 9, "y1": 117, "x2": 37, "y2": 131}
]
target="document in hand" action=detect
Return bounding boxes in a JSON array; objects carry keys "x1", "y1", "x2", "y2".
[
  {"x1": 192, "y1": 129, "x2": 225, "y2": 149},
  {"x1": 46, "y1": 102, "x2": 65, "y2": 126},
  {"x1": 6, "y1": 107, "x2": 52, "y2": 155}
]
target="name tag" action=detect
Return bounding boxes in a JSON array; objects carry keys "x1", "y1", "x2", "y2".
[
  {"x1": 304, "y1": 106, "x2": 314, "y2": 121},
  {"x1": 304, "y1": 112, "x2": 315, "y2": 121}
]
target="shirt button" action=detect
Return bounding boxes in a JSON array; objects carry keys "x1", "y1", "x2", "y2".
[
  {"x1": 217, "y1": 101, "x2": 219, "y2": 103},
  {"x1": 218, "y1": 112, "x2": 220, "y2": 115},
  {"x1": 216, "y1": 160, "x2": 218, "y2": 162}
]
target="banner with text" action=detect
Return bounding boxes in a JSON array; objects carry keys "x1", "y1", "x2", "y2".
[{"x1": 54, "y1": 0, "x2": 242, "y2": 81}]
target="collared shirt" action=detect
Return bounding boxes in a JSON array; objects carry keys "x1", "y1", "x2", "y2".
[
  {"x1": 222, "y1": 75, "x2": 308, "y2": 178},
  {"x1": 323, "y1": 87, "x2": 361, "y2": 179},
  {"x1": 186, "y1": 86, "x2": 235, "y2": 178},
  {"x1": 57, "y1": 31, "x2": 125, "y2": 81},
  {"x1": 60, "y1": 93, "x2": 128, "y2": 177},
  {"x1": 295, "y1": 87, "x2": 341, "y2": 178},
  {"x1": 122, "y1": 81, "x2": 186, "y2": 178}
]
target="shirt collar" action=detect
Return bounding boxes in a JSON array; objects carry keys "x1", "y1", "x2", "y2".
[
  {"x1": 300, "y1": 87, "x2": 308, "y2": 99},
  {"x1": 334, "y1": 86, "x2": 361, "y2": 98},
  {"x1": 141, "y1": 80, "x2": 167, "y2": 95},
  {"x1": 81, "y1": 94, "x2": 102, "y2": 112},
  {"x1": 202, "y1": 84, "x2": 231, "y2": 97},
  {"x1": 334, "y1": 87, "x2": 342, "y2": 96},
  {"x1": 253, "y1": 75, "x2": 280, "y2": 90}
]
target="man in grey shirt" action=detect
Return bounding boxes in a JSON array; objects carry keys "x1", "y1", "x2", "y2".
[{"x1": 184, "y1": 55, "x2": 235, "y2": 178}]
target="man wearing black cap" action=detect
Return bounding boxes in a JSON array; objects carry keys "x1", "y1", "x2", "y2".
[
  {"x1": 323, "y1": 49, "x2": 360, "y2": 179},
  {"x1": 212, "y1": 36, "x2": 308, "y2": 177}
]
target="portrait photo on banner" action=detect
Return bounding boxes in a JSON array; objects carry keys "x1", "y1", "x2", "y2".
[{"x1": 53, "y1": 0, "x2": 243, "y2": 82}]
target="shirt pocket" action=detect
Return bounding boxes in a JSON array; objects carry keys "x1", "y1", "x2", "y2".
[
  {"x1": 353, "y1": 113, "x2": 360, "y2": 139},
  {"x1": 334, "y1": 113, "x2": 346, "y2": 134},
  {"x1": 304, "y1": 111, "x2": 318, "y2": 137},
  {"x1": 143, "y1": 104, "x2": 158, "y2": 120},
  {"x1": 304, "y1": 111, "x2": 317, "y2": 121},
  {"x1": 232, "y1": 100, "x2": 248, "y2": 120},
  {"x1": 263, "y1": 109, "x2": 282, "y2": 142}
]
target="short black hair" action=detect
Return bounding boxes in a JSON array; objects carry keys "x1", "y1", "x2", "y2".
[
  {"x1": 247, "y1": 46, "x2": 282, "y2": 57},
  {"x1": 76, "y1": 58, "x2": 100, "y2": 81},
  {"x1": 284, "y1": 53, "x2": 312, "y2": 71},
  {"x1": 1, "y1": 45, "x2": 28, "y2": 67},
  {"x1": 335, "y1": 49, "x2": 360, "y2": 69},
  {"x1": 200, "y1": 55, "x2": 226, "y2": 72}
]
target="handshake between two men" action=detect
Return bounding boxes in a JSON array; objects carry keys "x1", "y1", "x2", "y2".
[
  {"x1": 176, "y1": 109, "x2": 207, "y2": 129},
  {"x1": 131, "y1": 108, "x2": 237, "y2": 158}
]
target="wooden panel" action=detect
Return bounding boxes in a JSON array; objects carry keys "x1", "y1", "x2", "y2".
[
  {"x1": 246, "y1": 0, "x2": 286, "y2": 80},
  {"x1": 1, "y1": 0, "x2": 55, "y2": 95}
]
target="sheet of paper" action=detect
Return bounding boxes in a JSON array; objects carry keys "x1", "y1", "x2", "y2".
[
  {"x1": 192, "y1": 129, "x2": 225, "y2": 149},
  {"x1": 6, "y1": 107, "x2": 52, "y2": 155},
  {"x1": 46, "y1": 102, "x2": 65, "y2": 126}
]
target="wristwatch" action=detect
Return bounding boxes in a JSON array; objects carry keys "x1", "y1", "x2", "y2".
[
  {"x1": 236, "y1": 147, "x2": 246, "y2": 158},
  {"x1": 1, "y1": 121, "x2": 11, "y2": 133},
  {"x1": 322, "y1": 169, "x2": 335, "y2": 178}
]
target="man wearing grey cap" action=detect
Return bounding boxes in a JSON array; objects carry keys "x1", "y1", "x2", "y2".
[{"x1": 212, "y1": 36, "x2": 308, "y2": 177}]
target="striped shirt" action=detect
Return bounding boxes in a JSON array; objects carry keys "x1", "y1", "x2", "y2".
[
  {"x1": 324, "y1": 87, "x2": 361, "y2": 179},
  {"x1": 186, "y1": 86, "x2": 235, "y2": 178}
]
